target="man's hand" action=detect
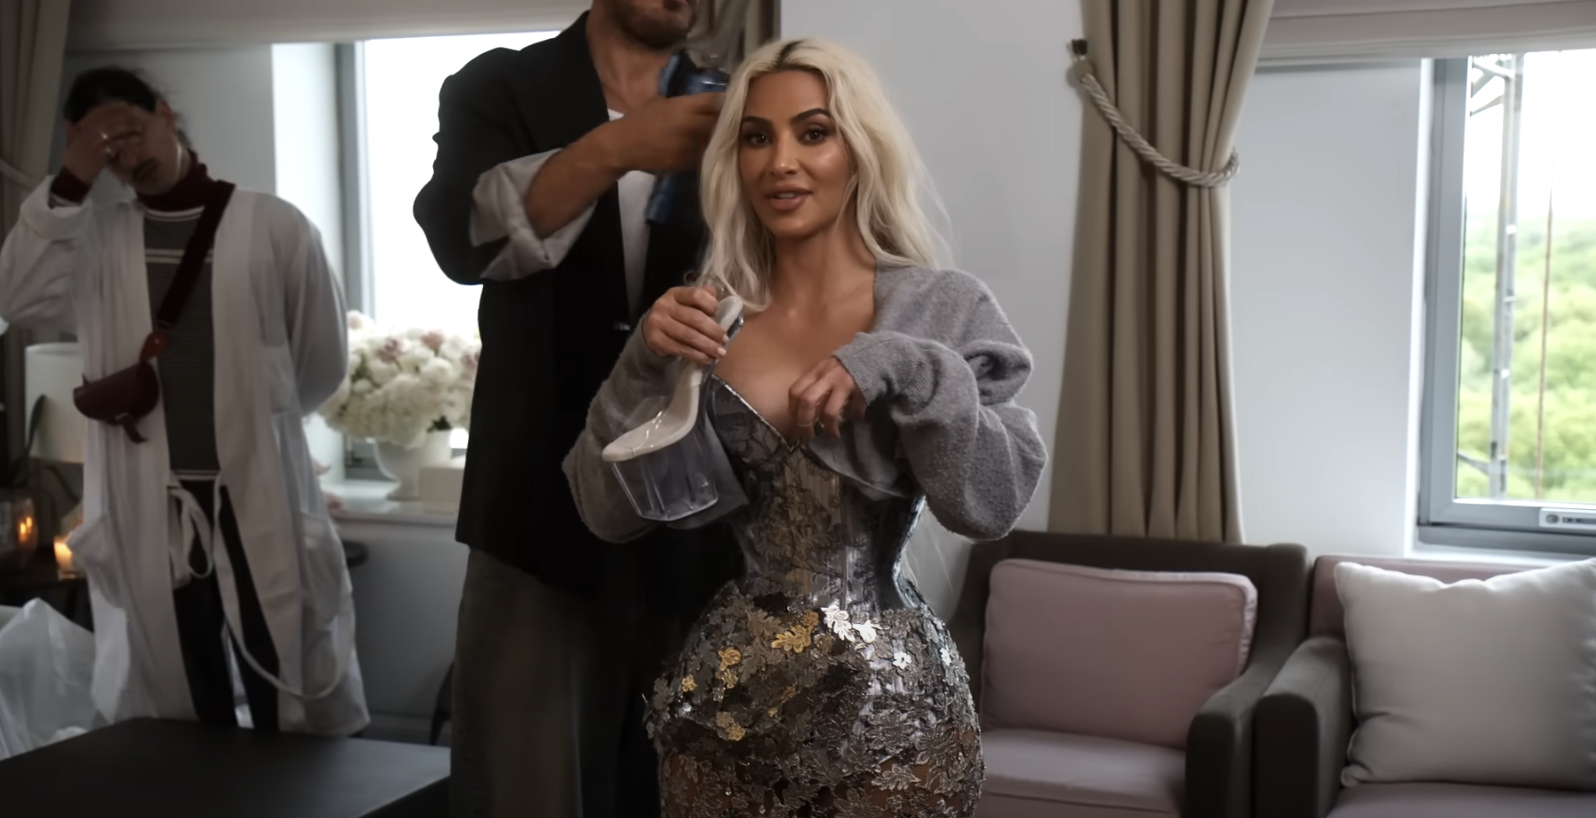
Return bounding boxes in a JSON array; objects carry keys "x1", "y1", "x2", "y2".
[
  {"x1": 523, "y1": 92, "x2": 722, "y2": 244},
  {"x1": 522, "y1": 93, "x2": 723, "y2": 239},
  {"x1": 61, "y1": 102, "x2": 146, "y2": 185},
  {"x1": 598, "y1": 93, "x2": 724, "y2": 174},
  {"x1": 642, "y1": 284, "x2": 727, "y2": 365},
  {"x1": 790, "y1": 357, "x2": 867, "y2": 443}
]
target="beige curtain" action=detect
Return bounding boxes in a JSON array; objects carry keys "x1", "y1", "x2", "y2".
[
  {"x1": 709, "y1": 0, "x2": 779, "y2": 63},
  {"x1": 1, "y1": 0, "x2": 72, "y2": 464},
  {"x1": 1049, "y1": 0, "x2": 1272, "y2": 543}
]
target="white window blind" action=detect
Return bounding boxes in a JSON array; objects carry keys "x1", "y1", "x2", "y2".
[
  {"x1": 67, "y1": 0, "x2": 588, "y2": 50},
  {"x1": 1265, "y1": 0, "x2": 1596, "y2": 64}
]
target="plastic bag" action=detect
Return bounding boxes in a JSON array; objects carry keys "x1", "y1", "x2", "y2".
[{"x1": 0, "y1": 599, "x2": 99, "y2": 760}]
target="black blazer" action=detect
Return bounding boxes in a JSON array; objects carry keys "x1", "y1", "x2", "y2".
[{"x1": 414, "y1": 14, "x2": 739, "y2": 607}]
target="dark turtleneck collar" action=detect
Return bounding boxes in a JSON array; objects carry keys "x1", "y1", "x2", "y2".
[{"x1": 137, "y1": 152, "x2": 216, "y2": 212}]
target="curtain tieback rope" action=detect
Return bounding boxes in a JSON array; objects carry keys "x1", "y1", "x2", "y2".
[{"x1": 1069, "y1": 39, "x2": 1240, "y2": 189}]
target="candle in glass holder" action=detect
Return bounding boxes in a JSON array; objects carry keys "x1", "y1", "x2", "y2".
[
  {"x1": 54, "y1": 536, "x2": 75, "y2": 575},
  {"x1": 17, "y1": 513, "x2": 35, "y2": 550}
]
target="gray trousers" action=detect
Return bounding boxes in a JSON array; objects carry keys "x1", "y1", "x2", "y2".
[{"x1": 450, "y1": 549, "x2": 683, "y2": 818}]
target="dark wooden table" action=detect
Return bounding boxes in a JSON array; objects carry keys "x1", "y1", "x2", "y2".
[{"x1": 0, "y1": 718, "x2": 449, "y2": 817}]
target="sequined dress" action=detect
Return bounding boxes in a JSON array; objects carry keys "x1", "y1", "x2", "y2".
[{"x1": 647, "y1": 375, "x2": 983, "y2": 818}]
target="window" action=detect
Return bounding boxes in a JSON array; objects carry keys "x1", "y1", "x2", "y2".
[
  {"x1": 355, "y1": 30, "x2": 557, "y2": 332},
  {"x1": 1420, "y1": 50, "x2": 1596, "y2": 553},
  {"x1": 337, "y1": 30, "x2": 554, "y2": 465}
]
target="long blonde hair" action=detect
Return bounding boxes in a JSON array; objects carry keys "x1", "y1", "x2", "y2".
[{"x1": 698, "y1": 38, "x2": 950, "y2": 309}]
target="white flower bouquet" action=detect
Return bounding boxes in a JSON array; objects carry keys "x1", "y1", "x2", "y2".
[{"x1": 318, "y1": 312, "x2": 481, "y2": 449}]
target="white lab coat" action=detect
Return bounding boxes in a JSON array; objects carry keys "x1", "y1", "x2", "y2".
[{"x1": 0, "y1": 179, "x2": 368, "y2": 735}]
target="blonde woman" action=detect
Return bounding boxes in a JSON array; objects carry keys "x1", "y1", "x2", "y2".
[{"x1": 565, "y1": 38, "x2": 1047, "y2": 816}]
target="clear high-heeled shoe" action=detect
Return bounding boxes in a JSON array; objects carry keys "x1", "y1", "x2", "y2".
[{"x1": 603, "y1": 295, "x2": 744, "y2": 522}]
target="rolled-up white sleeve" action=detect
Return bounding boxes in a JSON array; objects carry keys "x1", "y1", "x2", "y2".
[{"x1": 470, "y1": 149, "x2": 597, "y2": 282}]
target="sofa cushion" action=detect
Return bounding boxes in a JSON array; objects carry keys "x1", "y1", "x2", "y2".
[
  {"x1": 978, "y1": 728, "x2": 1182, "y2": 818},
  {"x1": 982, "y1": 560, "x2": 1256, "y2": 749},
  {"x1": 1336, "y1": 559, "x2": 1596, "y2": 791},
  {"x1": 1309, "y1": 556, "x2": 1517, "y2": 637},
  {"x1": 1329, "y1": 782, "x2": 1596, "y2": 818}
]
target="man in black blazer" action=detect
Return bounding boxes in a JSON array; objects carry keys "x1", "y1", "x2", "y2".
[{"x1": 413, "y1": 2, "x2": 742, "y2": 816}]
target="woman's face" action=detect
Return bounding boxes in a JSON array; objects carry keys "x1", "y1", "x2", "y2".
[
  {"x1": 95, "y1": 100, "x2": 186, "y2": 196},
  {"x1": 737, "y1": 69, "x2": 854, "y2": 243}
]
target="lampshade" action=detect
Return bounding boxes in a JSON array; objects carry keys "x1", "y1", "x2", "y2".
[{"x1": 24, "y1": 343, "x2": 86, "y2": 464}]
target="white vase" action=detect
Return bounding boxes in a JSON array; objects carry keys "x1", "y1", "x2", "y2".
[{"x1": 374, "y1": 431, "x2": 453, "y2": 501}]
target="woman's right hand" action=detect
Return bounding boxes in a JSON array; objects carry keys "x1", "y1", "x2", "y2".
[
  {"x1": 61, "y1": 102, "x2": 145, "y2": 184},
  {"x1": 642, "y1": 284, "x2": 727, "y2": 365}
]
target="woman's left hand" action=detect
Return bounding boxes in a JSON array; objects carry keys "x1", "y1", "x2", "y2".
[{"x1": 790, "y1": 357, "x2": 868, "y2": 443}]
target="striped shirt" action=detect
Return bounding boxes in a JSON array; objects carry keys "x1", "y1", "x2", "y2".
[
  {"x1": 50, "y1": 162, "x2": 221, "y2": 479},
  {"x1": 144, "y1": 204, "x2": 219, "y2": 478}
]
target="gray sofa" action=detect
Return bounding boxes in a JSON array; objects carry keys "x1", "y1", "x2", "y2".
[
  {"x1": 1254, "y1": 555, "x2": 1596, "y2": 818},
  {"x1": 949, "y1": 531, "x2": 1308, "y2": 818}
]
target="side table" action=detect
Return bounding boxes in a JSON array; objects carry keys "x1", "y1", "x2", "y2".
[
  {"x1": 0, "y1": 541, "x2": 369, "y2": 635},
  {"x1": 0, "y1": 559, "x2": 89, "y2": 629}
]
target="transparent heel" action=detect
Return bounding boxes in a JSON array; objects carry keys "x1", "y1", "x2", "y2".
[{"x1": 603, "y1": 295, "x2": 745, "y2": 522}]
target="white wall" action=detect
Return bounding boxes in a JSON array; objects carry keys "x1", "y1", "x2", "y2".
[
  {"x1": 1230, "y1": 61, "x2": 1433, "y2": 559},
  {"x1": 61, "y1": 47, "x2": 278, "y2": 195},
  {"x1": 335, "y1": 509, "x2": 467, "y2": 742},
  {"x1": 68, "y1": 0, "x2": 585, "y2": 51},
  {"x1": 59, "y1": 45, "x2": 339, "y2": 233},
  {"x1": 781, "y1": 0, "x2": 1085, "y2": 614}
]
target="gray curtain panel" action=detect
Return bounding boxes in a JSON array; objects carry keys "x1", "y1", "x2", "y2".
[
  {"x1": 0, "y1": 0, "x2": 72, "y2": 462},
  {"x1": 1050, "y1": 0, "x2": 1273, "y2": 543}
]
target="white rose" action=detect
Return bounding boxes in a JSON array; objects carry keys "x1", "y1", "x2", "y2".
[
  {"x1": 323, "y1": 379, "x2": 351, "y2": 414},
  {"x1": 398, "y1": 348, "x2": 432, "y2": 371},
  {"x1": 420, "y1": 357, "x2": 457, "y2": 386},
  {"x1": 368, "y1": 359, "x2": 397, "y2": 386},
  {"x1": 389, "y1": 375, "x2": 444, "y2": 429},
  {"x1": 439, "y1": 336, "x2": 469, "y2": 361}
]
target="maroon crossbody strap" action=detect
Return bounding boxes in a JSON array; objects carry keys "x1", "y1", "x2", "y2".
[
  {"x1": 153, "y1": 180, "x2": 236, "y2": 336},
  {"x1": 70, "y1": 180, "x2": 238, "y2": 445}
]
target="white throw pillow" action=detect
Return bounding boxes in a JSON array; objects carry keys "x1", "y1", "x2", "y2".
[{"x1": 1336, "y1": 559, "x2": 1596, "y2": 790}]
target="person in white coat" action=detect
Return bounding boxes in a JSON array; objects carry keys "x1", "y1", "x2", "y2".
[{"x1": 0, "y1": 67, "x2": 367, "y2": 735}]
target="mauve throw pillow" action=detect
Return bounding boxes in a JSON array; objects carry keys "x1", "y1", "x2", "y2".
[
  {"x1": 982, "y1": 560, "x2": 1257, "y2": 750},
  {"x1": 1337, "y1": 559, "x2": 1596, "y2": 790}
]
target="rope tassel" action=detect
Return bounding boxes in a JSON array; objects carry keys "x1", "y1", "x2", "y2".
[{"x1": 1068, "y1": 39, "x2": 1240, "y2": 188}]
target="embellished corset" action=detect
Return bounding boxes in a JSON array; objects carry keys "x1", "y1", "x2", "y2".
[
  {"x1": 646, "y1": 376, "x2": 983, "y2": 817},
  {"x1": 706, "y1": 376, "x2": 923, "y2": 618}
]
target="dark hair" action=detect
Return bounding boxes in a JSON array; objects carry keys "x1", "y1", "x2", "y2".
[
  {"x1": 63, "y1": 66, "x2": 192, "y2": 150},
  {"x1": 775, "y1": 39, "x2": 804, "y2": 66},
  {"x1": 63, "y1": 66, "x2": 162, "y2": 123}
]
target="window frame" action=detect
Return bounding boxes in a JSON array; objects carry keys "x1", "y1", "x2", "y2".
[
  {"x1": 1416, "y1": 56, "x2": 1596, "y2": 556},
  {"x1": 334, "y1": 40, "x2": 392, "y2": 480},
  {"x1": 335, "y1": 38, "x2": 488, "y2": 479}
]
